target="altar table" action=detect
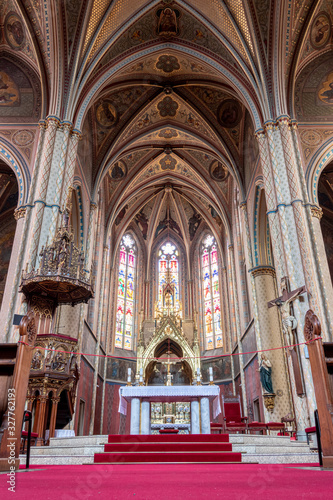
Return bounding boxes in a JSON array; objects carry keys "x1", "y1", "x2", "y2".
[{"x1": 119, "y1": 385, "x2": 221, "y2": 434}]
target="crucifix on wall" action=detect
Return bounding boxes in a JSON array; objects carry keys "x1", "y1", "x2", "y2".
[{"x1": 268, "y1": 277, "x2": 307, "y2": 396}]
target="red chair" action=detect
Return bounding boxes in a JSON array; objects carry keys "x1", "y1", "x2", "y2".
[
  {"x1": 248, "y1": 421, "x2": 267, "y2": 434},
  {"x1": 221, "y1": 395, "x2": 248, "y2": 433},
  {"x1": 210, "y1": 422, "x2": 223, "y2": 434},
  {"x1": 266, "y1": 422, "x2": 285, "y2": 435}
]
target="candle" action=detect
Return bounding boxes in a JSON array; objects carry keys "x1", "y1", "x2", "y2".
[
  {"x1": 209, "y1": 366, "x2": 213, "y2": 383},
  {"x1": 127, "y1": 368, "x2": 131, "y2": 383}
]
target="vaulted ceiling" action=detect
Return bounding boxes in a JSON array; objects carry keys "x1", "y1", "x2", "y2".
[{"x1": 1, "y1": 0, "x2": 332, "y2": 257}]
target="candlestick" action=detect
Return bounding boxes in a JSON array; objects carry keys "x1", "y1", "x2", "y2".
[
  {"x1": 209, "y1": 366, "x2": 214, "y2": 385},
  {"x1": 127, "y1": 368, "x2": 132, "y2": 385}
]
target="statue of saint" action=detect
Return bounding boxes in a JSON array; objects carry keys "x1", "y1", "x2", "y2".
[{"x1": 258, "y1": 354, "x2": 273, "y2": 393}]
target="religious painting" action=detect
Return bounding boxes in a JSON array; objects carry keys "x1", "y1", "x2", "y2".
[
  {"x1": 106, "y1": 357, "x2": 136, "y2": 382},
  {"x1": 0, "y1": 219, "x2": 16, "y2": 308},
  {"x1": 156, "y1": 6, "x2": 180, "y2": 37},
  {"x1": 188, "y1": 210, "x2": 201, "y2": 241},
  {"x1": 5, "y1": 13, "x2": 25, "y2": 50},
  {"x1": 209, "y1": 160, "x2": 229, "y2": 182},
  {"x1": 96, "y1": 100, "x2": 118, "y2": 128},
  {"x1": 310, "y1": 12, "x2": 331, "y2": 49},
  {"x1": 109, "y1": 160, "x2": 126, "y2": 180},
  {"x1": 0, "y1": 71, "x2": 19, "y2": 106},
  {"x1": 217, "y1": 99, "x2": 242, "y2": 128},
  {"x1": 135, "y1": 209, "x2": 148, "y2": 240},
  {"x1": 318, "y1": 71, "x2": 333, "y2": 104},
  {"x1": 201, "y1": 357, "x2": 232, "y2": 383}
]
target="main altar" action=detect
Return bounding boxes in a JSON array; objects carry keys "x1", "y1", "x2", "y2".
[
  {"x1": 118, "y1": 240, "x2": 221, "y2": 434},
  {"x1": 119, "y1": 385, "x2": 221, "y2": 434}
]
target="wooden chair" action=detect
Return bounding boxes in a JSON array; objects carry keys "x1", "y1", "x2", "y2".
[{"x1": 221, "y1": 395, "x2": 248, "y2": 433}]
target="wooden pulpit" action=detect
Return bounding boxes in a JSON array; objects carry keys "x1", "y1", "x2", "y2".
[
  {"x1": 304, "y1": 310, "x2": 333, "y2": 468},
  {"x1": 0, "y1": 311, "x2": 37, "y2": 471}
]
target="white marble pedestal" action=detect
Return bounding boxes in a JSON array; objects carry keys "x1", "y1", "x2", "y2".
[{"x1": 119, "y1": 385, "x2": 221, "y2": 434}]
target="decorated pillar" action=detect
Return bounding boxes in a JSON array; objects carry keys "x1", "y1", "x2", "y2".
[
  {"x1": 48, "y1": 396, "x2": 60, "y2": 440},
  {"x1": 35, "y1": 394, "x2": 48, "y2": 446},
  {"x1": 89, "y1": 244, "x2": 109, "y2": 435},
  {"x1": 239, "y1": 202, "x2": 262, "y2": 351},
  {"x1": 60, "y1": 129, "x2": 82, "y2": 210},
  {"x1": 249, "y1": 266, "x2": 293, "y2": 422},
  {"x1": 255, "y1": 120, "x2": 316, "y2": 432},
  {"x1": 278, "y1": 118, "x2": 332, "y2": 337},
  {"x1": 27, "y1": 116, "x2": 60, "y2": 268},
  {"x1": 48, "y1": 122, "x2": 72, "y2": 240},
  {"x1": 228, "y1": 244, "x2": 247, "y2": 414}
]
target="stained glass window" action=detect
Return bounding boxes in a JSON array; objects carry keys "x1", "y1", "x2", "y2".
[
  {"x1": 158, "y1": 242, "x2": 180, "y2": 310},
  {"x1": 201, "y1": 235, "x2": 223, "y2": 350},
  {"x1": 115, "y1": 234, "x2": 136, "y2": 350}
]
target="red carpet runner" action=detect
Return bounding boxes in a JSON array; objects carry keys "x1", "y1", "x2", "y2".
[{"x1": 94, "y1": 434, "x2": 242, "y2": 464}]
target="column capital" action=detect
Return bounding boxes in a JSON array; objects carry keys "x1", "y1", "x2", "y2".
[
  {"x1": 249, "y1": 265, "x2": 276, "y2": 278},
  {"x1": 310, "y1": 205, "x2": 323, "y2": 220},
  {"x1": 14, "y1": 206, "x2": 27, "y2": 220},
  {"x1": 90, "y1": 202, "x2": 98, "y2": 211}
]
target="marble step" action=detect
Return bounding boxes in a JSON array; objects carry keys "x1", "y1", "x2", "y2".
[
  {"x1": 29, "y1": 445, "x2": 105, "y2": 456},
  {"x1": 232, "y1": 444, "x2": 313, "y2": 454},
  {"x1": 49, "y1": 435, "x2": 108, "y2": 447},
  {"x1": 229, "y1": 435, "x2": 295, "y2": 444},
  {"x1": 20, "y1": 454, "x2": 95, "y2": 465},
  {"x1": 242, "y1": 453, "x2": 318, "y2": 464}
]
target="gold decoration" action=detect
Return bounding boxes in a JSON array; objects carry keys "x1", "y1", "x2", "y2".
[
  {"x1": 14, "y1": 206, "x2": 26, "y2": 220},
  {"x1": 20, "y1": 211, "x2": 93, "y2": 306},
  {"x1": 310, "y1": 206, "x2": 323, "y2": 220},
  {"x1": 263, "y1": 393, "x2": 276, "y2": 412}
]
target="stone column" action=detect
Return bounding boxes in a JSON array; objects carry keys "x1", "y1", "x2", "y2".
[
  {"x1": 255, "y1": 121, "x2": 316, "y2": 431},
  {"x1": 310, "y1": 207, "x2": 333, "y2": 323},
  {"x1": 250, "y1": 266, "x2": 293, "y2": 423},
  {"x1": 200, "y1": 397, "x2": 210, "y2": 434},
  {"x1": 60, "y1": 129, "x2": 81, "y2": 210},
  {"x1": 141, "y1": 401, "x2": 151, "y2": 434},
  {"x1": 130, "y1": 398, "x2": 141, "y2": 434},
  {"x1": 47, "y1": 122, "x2": 72, "y2": 240},
  {"x1": 28, "y1": 117, "x2": 60, "y2": 268},
  {"x1": 240, "y1": 202, "x2": 262, "y2": 351},
  {"x1": 48, "y1": 397, "x2": 60, "y2": 440},
  {"x1": 278, "y1": 118, "x2": 331, "y2": 336},
  {"x1": 100, "y1": 265, "x2": 114, "y2": 434},
  {"x1": 191, "y1": 400, "x2": 200, "y2": 434},
  {"x1": 89, "y1": 244, "x2": 109, "y2": 435},
  {"x1": 228, "y1": 244, "x2": 247, "y2": 414}
]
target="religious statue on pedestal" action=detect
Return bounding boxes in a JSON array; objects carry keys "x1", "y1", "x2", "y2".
[{"x1": 258, "y1": 354, "x2": 273, "y2": 394}]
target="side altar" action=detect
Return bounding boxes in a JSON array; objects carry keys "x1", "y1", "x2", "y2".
[{"x1": 119, "y1": 385, "x2": 221, "y2": 434}]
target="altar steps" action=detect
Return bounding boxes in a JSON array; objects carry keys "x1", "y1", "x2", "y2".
[
  {"x1": 94, "y1": 434, "x2": 242, "y2": 464},
  {"x1": 21, "y1": 433, "x2": 318, "y2": 465}
]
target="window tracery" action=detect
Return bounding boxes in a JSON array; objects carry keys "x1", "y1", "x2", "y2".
[
  {"x1": 201, "y1": 235, "x2": 223, "y2": 350},
  {"x1": 115, "y1": 234, "x2": 136, "y2": 350},
  {"x1": 158, "y1": 242, "x2": 180, "y2": 311}
]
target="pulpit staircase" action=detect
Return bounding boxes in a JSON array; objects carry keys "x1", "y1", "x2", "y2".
[{"x1": 94, "y1": 434, "x2": 241, "y2": 464}]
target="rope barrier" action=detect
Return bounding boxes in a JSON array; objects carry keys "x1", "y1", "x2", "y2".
[{"x1": 18, "y1": 336, "x2": 320, "y2": 362}]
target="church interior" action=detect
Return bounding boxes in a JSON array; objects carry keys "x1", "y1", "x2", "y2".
[{"x1": 1, "y1": 0, "x2": 333, "y2": 495}]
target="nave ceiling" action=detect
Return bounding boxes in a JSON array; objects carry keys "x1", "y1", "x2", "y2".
[{"x1": 1, "y1": 0, "x2": 332, "y2": 263}]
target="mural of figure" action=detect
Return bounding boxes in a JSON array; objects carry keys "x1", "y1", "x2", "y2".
[
  {"x1": 258, "y1": 354, "x2": 273, "y2": 393},
  {"x1": 189, "y1": 212, "x2": 201, "y2": 240},
  {"x1": 157, "y1": 7, "x2": 178, "y2": 35}
]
